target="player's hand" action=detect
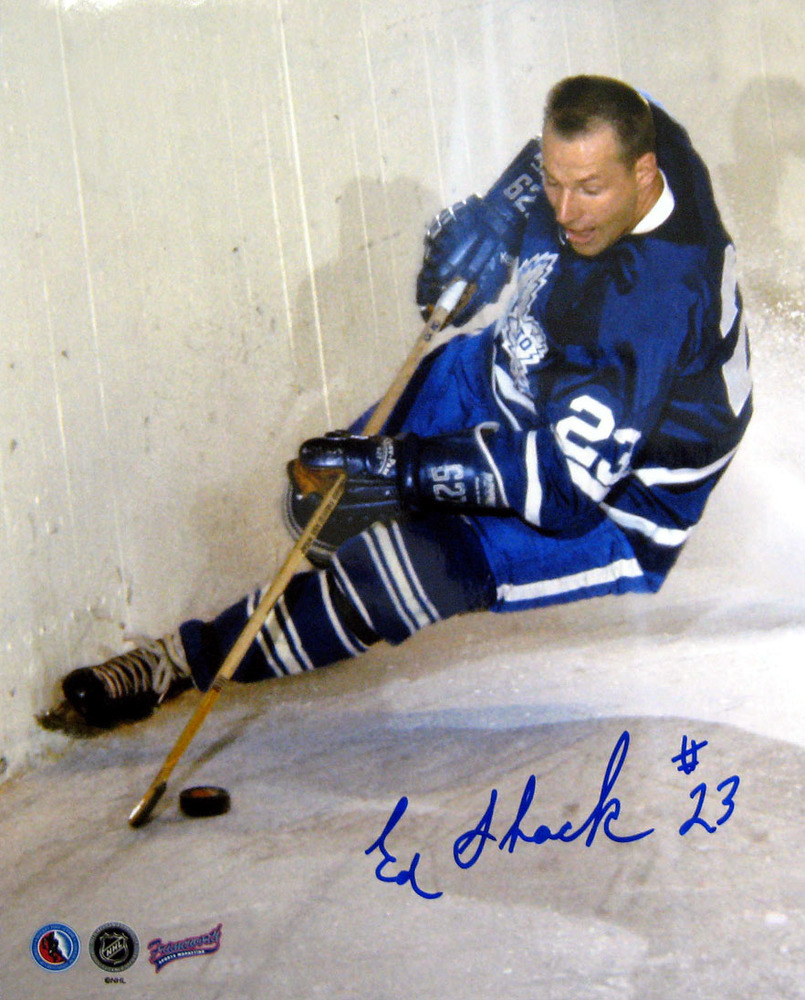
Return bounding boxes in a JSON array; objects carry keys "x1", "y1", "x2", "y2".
[
  {"x1": 298, "y1": 432, "x2": 398, "y2": 483},
  {"x1": 416, "y1": 138, "x2": 542, "y2": 326},
  {"x1": 416, "y1": 195, "x2": 516, "y2": 327},
  {"x1": 286, "y1": 432, "x2": 405, "y2": 563},
  {"x1": 297, "y1": 426, "x2": 509, "y2": 514}
]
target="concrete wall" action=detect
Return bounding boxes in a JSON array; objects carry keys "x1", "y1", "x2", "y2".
[{"x1": 2, "y1": 0, "x2": 804, "y2": 776}]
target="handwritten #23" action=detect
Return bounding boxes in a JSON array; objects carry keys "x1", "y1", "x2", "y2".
[{"x1": 365, "y1": 730, "x2": 740, "y2": 900}]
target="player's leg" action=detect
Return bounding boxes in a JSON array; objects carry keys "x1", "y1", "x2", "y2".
[
  {"x1": 182, "y1": 511, "x2": 495, "y2": 690},
  {"x1": 353, "y1": 326, "x2": 496, "y2": 439},
  {"x1": 178, "y1": 564, "x2": 379, "y2": 690},
  {"x1": 53, "y1": 512, "x2": 495, "y2": 727}
]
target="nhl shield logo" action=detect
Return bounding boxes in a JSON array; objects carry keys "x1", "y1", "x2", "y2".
[{"x1": 89, "y1": 922, "x2": 140, "y2": 973}]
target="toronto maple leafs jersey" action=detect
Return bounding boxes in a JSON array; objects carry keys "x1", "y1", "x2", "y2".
[{"x1": 466, "y1": 102, "x2": 752, "y2": 590}]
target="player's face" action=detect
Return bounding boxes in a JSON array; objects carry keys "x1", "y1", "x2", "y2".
[{"x1": 541, "y1": 123, "x2": 658, "y2": 257}]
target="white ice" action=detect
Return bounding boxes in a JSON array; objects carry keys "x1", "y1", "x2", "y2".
[{"x1": 1, "y1": 1, "x2": 804, "y2": 998}]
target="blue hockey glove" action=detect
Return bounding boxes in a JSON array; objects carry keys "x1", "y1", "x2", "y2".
[
  {"x1": 298, "y1": 432, "x2": 397, "y2": 482},
  {"x1": 395, "y1": 425, "x2": 509, "y2": 511},
  {"x1": 416, "y1": 138, "x2": 542, "y2": 326},
  {"x1": 294, "y1": 426, "x2": 509, "y2": 518},
  {"x1": 285, "y1": 432, "x2": 402, "y2": 565}
]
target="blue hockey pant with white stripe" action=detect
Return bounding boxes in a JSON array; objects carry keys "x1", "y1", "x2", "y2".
[
  {"x1": 179, "y1": 512, "x2": 495, "y2": 690},
  {"x1": 180, "y1": 332, "x2": 656, "y2": 689}
]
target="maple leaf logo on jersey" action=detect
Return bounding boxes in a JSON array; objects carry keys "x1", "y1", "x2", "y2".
[{"x1": 495, "y1": 251, "x2": 558, "y2": 392}]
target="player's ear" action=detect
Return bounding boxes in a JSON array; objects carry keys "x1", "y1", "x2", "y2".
[{"x1": 634, "y1": 151, "x2": 659, "y2": 193}]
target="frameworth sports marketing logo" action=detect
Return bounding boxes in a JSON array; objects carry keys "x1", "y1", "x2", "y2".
[
  {"x1": 147, "y1": 922, "x2": 223, "y2": 972},
  {"x1": 30, "y1": 923, "x2": 81, "y2": 972}
]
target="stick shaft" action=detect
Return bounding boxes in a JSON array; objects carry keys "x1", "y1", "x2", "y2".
[
  {"x1": 128, "y1": 473, "x2": 347, "y2": 825},
  {"x1": 362, "y1": 280, "x2": 466, "y2": 434},
  {"x1": 129, "y1": 280, "x2": 465, "y2": 826}
]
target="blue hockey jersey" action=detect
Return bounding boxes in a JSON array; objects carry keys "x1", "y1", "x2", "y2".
[{"x1": 472, "y1": 103, "x2": 752, "y2": 590}]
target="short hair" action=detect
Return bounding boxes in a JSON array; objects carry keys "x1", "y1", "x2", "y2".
[{"x1": 543, "y1": 75, "x2": 656, "y2": 165}]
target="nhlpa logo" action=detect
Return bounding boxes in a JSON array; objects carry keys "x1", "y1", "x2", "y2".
[
  {"x1": 147, "y1": 923, "x2": 223, "y2": 973},
  {"x1": 496, "y1": 251, "x2": 557, "y2": 392}
]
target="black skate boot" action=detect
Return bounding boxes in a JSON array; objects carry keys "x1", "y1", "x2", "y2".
[{"x1": 39, "y1": 635, "x2": 193, "y2": 735}]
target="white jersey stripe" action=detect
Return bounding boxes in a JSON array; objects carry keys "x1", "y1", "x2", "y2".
[
  {"x1": 248, "y1": 589, "x2": 290, "y2": 676},
  {"x1": 363, "y1": 529, "x2": 419, "y2": 635},
  {"x1": 494, "y1": 362, "x2": 537, "y2": 414},
  {"x1": 331, "y1": 555, "x2": 379, "y2": 634},
  {"x1": 319, "y1": 573, "x2": 365, "y2": 657},
  {"x1": 635, "y1": 446, "x2": 738, "y2": 487},
  {"x1": 275, "y1": 594, "x2": 315, "y2": 671},
  {"x1": 524, "y1": 431, "x2": 542, "y2": 524},
  {"x1": 492, "y1": 364, "x2": 528, "y2": 431},
  {"x1": 602, "y1": 503, "x2": 691, "y2": 547},
  {"x1": 371, "y1": 524, "x2": 434, "y2": 632},
  {"x1": 497, "y1": 557, "x2": 644, "y2": 605}
]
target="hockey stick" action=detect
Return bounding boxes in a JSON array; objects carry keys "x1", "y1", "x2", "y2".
[{"x1": 128, "y1": 278, "x2": 468, "y2": 827}]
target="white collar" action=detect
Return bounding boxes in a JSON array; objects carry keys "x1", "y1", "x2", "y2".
[{"x1": 630, "y1": 170, "x2": 675, "y2": 235}]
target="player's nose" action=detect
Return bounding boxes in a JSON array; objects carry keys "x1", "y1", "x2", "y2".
[{"x1": 554, "y1": 189, "x2": 580, "y2": 225}]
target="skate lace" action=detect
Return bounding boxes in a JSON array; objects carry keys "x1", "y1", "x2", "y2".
[{"x1": 95, "y1": 634, "x2": 190, "y2": 701}]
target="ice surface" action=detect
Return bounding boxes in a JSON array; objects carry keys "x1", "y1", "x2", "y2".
[{"x1": 2, "y1": 0, "x2": 805, "y2": 997}]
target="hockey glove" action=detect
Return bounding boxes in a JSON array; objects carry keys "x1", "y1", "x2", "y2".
[
  {"x1": 416, "y1": 138, "x2": 542, "y2": 327},
  {"x1": 284, "y1": 432, "x2": 403, "y2": 566},
  {"x1": 291, "y1": 425, "x2": 508, "y2": 524}
]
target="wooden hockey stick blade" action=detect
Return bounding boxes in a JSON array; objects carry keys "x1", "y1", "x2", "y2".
[
  {"x1": 128, "y1": 781, "x2": 167, "y2": 828},
  {"x1": 127, "y1": 279, "x2": 466, "y2": 827},
  {"x1": 127, "y1": 472, "x2": 346, "y2": 827}
]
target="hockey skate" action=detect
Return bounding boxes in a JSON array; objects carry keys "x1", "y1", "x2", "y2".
[{"x1": 37, "y1": 635, "x2": 193, "y2": 737}]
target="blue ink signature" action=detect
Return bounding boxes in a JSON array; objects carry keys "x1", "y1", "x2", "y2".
[
  {"x1": 454, "y1": 729, "x2": 653, "y2": 869},
  {"x1": 678, "y1": 775, "x2": 740, "y2": 836},
  {"x1": 366, "y1": 729, "x2": 739, "y2": 900},
  {"x1": 365, "y1": 796, "x2": 443, "y2": 900}
]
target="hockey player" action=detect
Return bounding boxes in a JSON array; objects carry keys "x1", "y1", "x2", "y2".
[{"x1": 45, "y1": 75, "x2": 752, "y2": 731}]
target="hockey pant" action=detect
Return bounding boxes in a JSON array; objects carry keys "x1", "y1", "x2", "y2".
[
  {"x1": 179, "y1": 512, "x2": 496, "y2": 691},
  {"x1": 181, "y1": 330, "x2": 656, "y2": 688}
]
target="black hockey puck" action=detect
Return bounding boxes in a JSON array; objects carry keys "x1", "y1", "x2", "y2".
[{"x1": 179, "y1": 786, "x2": 231, "y2": 818}]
